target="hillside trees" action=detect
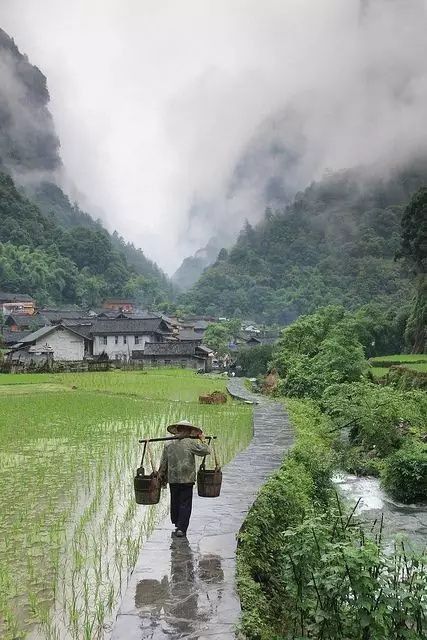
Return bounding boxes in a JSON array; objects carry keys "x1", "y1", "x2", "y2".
[
  {"x1": 396, "y1": 187, "x2": 427, "y2": 353},
  {"x1": 273, "y1": 306, "x2": 367, "y2": 397},
  {"x1": 182, "y1": 164, "x2": 427, "y2": 322},
  {"x1": 0, "y1": 172, "x2": 172, "y2": 307}
]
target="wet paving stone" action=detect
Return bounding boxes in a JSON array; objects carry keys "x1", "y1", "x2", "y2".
[{"x1": 112, "y1": 378, "x2": 293, "y2": 639}]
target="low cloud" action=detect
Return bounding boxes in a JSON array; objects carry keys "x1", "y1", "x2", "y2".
[{"x1": 0, "y1": 0, "x2": 426, "y2": 272}]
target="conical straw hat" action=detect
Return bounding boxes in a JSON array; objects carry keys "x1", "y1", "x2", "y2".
[{"x1": 167, "y1": 419, "x2": 202, "y2": 437}]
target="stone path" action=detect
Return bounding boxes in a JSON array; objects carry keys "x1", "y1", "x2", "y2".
[{"x1": 111, "y1": 379, "x2": 293, "y2": 640}]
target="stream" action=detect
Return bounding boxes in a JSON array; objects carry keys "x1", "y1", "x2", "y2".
[{"x1": 334, "y1": 474, "x2": 427, "y2": 552}]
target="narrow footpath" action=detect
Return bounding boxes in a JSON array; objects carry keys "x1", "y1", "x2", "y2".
[{"x1": 112, "y1": 378, "x2": 294, "y2": 640}]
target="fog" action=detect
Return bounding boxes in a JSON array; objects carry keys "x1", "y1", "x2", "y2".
[{"x1": 0, "y1": 0, "x2": 426, "y2": 272}]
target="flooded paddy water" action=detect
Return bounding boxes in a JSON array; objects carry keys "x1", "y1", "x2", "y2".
[{"x1": 0, "y1": 370, "x2": 252, "y2": 640}]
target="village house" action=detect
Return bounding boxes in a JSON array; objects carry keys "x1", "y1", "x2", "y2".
[
  {"x1": 91, "y1": 317, "x2": 175, "y2": 360},
  {"x1": 245, "y1": 335, "x2": 279, "y2": 348},
  {"x1": 39, "y1": 309, "x2": 92, "y2": 324},
  {"x1": 3, "y1": 312, "x2": 48, "y2": 332},
  {"x1": 0, "y1": 292, "x2": 36, "y2": 316},
  {"x1": 102, "y1": 298, "x2": 136, "y2": 314},
  {"x1": 7, "y1": 324, "x2": 91, "y2": 363},
  {"x1": 140, "y1": 341, "x2": 213, "y2": 371}
]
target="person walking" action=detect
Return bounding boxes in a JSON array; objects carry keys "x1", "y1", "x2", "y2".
[{"x1": 159, "y1": 420, "x2": 211, "y2": 538}]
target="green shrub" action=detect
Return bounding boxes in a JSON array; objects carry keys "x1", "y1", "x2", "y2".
[
  {"x1": 321, "y1": 382, "x2": 427, "y2": 457},
  {"x1": 236, "y1": 345, "x2": 274, "y2": 377},
  {"x1": 382, "y1": 442, "x2": 427, "y2": 502},
  {"x1": 386, "y1": 365, "x2": 427, "y2": 391}
]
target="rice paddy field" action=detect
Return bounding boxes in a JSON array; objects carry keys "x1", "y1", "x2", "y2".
[
  {"x1": 0, "y1": 369, "x2": 253, "y2": 640},
  {"x1": 369, "y1": 354, "x2": 427, "y2": 378}
]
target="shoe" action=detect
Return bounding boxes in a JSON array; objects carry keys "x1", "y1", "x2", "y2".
[{"x1": 175, "y1": 529, "x2": 185, "y2": 538}]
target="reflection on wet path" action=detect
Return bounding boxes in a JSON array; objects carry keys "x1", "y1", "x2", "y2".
[
  {"x1": 112, "y1": 379, "x2": 294, "y2": 639},
  {"x1": 133, "y1": 536, "x2": 225, "y2": 637}
]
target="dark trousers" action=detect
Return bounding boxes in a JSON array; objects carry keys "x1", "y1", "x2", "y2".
[{"x1": 169, "y1": 483, "x2": 193, "y2": 534}]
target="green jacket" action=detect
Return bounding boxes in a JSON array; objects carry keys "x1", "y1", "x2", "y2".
[{"x1": 159, "y1": 438, "x2": 211, "y2": 484}]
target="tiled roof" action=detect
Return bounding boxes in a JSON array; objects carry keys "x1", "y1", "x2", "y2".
[
  {"x1": 4, "y1": 313, "x2": 47, "y2": 328},
  {"x1": 143, "y1": 341, "x2": 209, "y2": 356},
  {"x1": 193, "y1": 320, "x2": 209, "y2": 330},
  {"x1": 0, "y1": 291, "x2": 34, "y2": 302},
  {"x1": 40, "y1": 309, "x2": 91, "y2": 322},
  {"x1": 2, "y1": 330, "x2": 32, "y2": 345},
  {"x1": 62, "y1": 321, "x2": 94, "y2": 338},
  {"x1": 12, "y1": 324, "x2": 89, "y2": 345},
  {"x1": 91, "y1": 318, "x2": 173, "y2": 335},
  {"x1": 177, "y1": 328, "x2": 203, "y2": 341},
  {"x1": 144, "y1": 342, "x2": 196, "y2": 356}
]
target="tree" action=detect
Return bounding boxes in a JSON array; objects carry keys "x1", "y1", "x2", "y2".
[
  {"x1": 396, "y1": 188, "x2": 427, "y2": 353},
  {"x1": 273, "y1": 307, "x2": 367, "y2": 398},
  {"x1": 203, "y1": 323, "x2": 230, "y2": 355}
]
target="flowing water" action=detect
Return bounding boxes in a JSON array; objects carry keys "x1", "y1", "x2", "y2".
[{"x1": 334, "y1": 473, "x2": 427, "y2": 552}]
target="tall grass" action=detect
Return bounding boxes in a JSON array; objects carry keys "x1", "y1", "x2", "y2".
[{"x1": 0, "y1": 371, "x2": 252, "y2": 639}]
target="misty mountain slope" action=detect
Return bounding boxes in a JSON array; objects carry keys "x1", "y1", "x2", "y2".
[
  {"x1": 0, "y1": 26, "x2": 171, "y2": 301},
  {"x1": 0, "y1": 27, "x2": 60, "y2": 176},
  {"x1": 172, "y1": 239, "x2": 224, "y2": 290},
  {"x1": 25, "y1": 180, "x2": 169, "y2": 287},
  {"x1": 182, "y1": 161, "x2": 427, "y2": 323},
  {"x1": 0, "y1": 172, "x2": 172, "y2": 307}
]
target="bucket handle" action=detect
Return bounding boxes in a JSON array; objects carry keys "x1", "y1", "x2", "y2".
[{"x1": 200, "y1": 439, "x2": 220, "y2": 471}]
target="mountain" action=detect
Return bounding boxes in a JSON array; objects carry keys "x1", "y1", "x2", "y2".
[
  {"x1": 182, "y1": 160, "x2": 427, "y2": 323},
  {"x1": 0, "y1": 28, "x2": 60, "y2": 177},
  {"x1": 0, "y1": 172, "x2": 172, "y2": 307},
  {"x1": 0, "y1": 28, "x2": 172, "y2": 307},
  {"x1": 172, "y1": 238, "x2": 224, "y2": 290}
]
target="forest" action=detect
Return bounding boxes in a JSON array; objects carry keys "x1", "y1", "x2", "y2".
[
  {"x1": 181, "y1": 160, "x2": 427, "y2": 324},
  {"x1": 0, "y1": 172, "x2": 172, "y2": 307}
]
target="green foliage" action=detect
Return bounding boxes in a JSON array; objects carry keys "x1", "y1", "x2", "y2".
[
  {"x1": 236, "y1": 345, "x2": 274, "y2": 377},
  {"x1": 0, "y1": 172, "x2": 172, "y2": 306},
  {"x1": 273, "y1": 307, "x2": 367, "y2": 398},
  {"x1": 398, "y1": 187, "x2": 427, "y2": 275},
  {"x1": 404, "y1": 274, "x2": 426, "y2": 353},
  {"x1": 182, "y1": 165, "x2": 427, "y2": 322},
  {"x1": 382, "y1": 442, "x2": 427, "y2": 502},
  {"x1": 386, "y1": 365, "x2": 427, "y2": 391},
  {"x1": 321, "y1": 382, "x2": 427, "y2": 458},
  {"x1": 396, "y1": 188, "x2": 427, "y2": 353},
  {"x1": 238, "y1": 399, "x2": 427, "y2": 639},
  {"x1": 203, "y1": 319, "x2": 240, "y2": 355}
]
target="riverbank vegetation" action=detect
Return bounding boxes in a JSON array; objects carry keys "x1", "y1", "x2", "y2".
[
  {"x1": 237, "y1": 301, "x2": 426, "y2": 636},
  {"x1": 270, "y1": 305, "x2": 427, "y2": 503},
  {"x1": 237, "y1": 400, "x2": 427, "y2": 639},
  {"x1": 0, "y1": 369, "x2": 252, "y2": 640}
]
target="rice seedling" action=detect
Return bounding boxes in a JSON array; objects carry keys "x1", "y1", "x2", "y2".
[{"x1": 0, "y1": 369, "x2": 252, "y2": 638}]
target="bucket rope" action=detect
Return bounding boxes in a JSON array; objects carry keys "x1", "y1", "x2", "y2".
[
  {"x1": 146, "y1": 442, "x2": 157, "y2": 475},
  {"x1": 211, "y1": 440, "x2": 220, "y2": 470},
  {"x1": 200, "y1": 439, "x2": 221, "y2": 471}
]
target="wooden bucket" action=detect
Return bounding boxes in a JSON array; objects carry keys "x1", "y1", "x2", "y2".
[
  {"x1": 197, "y1": 467, "x2": 222, "y2": 497},
  {"x1": 197, "y1": 440, "x2": 222, "y2": 497},
  {"x1": 134, "y1": 468, "x2": 161, "y2": 505}
]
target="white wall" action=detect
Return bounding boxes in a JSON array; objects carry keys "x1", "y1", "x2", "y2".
[
  {"x1": 36, "y1": 329, "x2": 85, "y2": 361},
  {"x1": 93, "y1": 334, "x2": 154, "y2": 358}
]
